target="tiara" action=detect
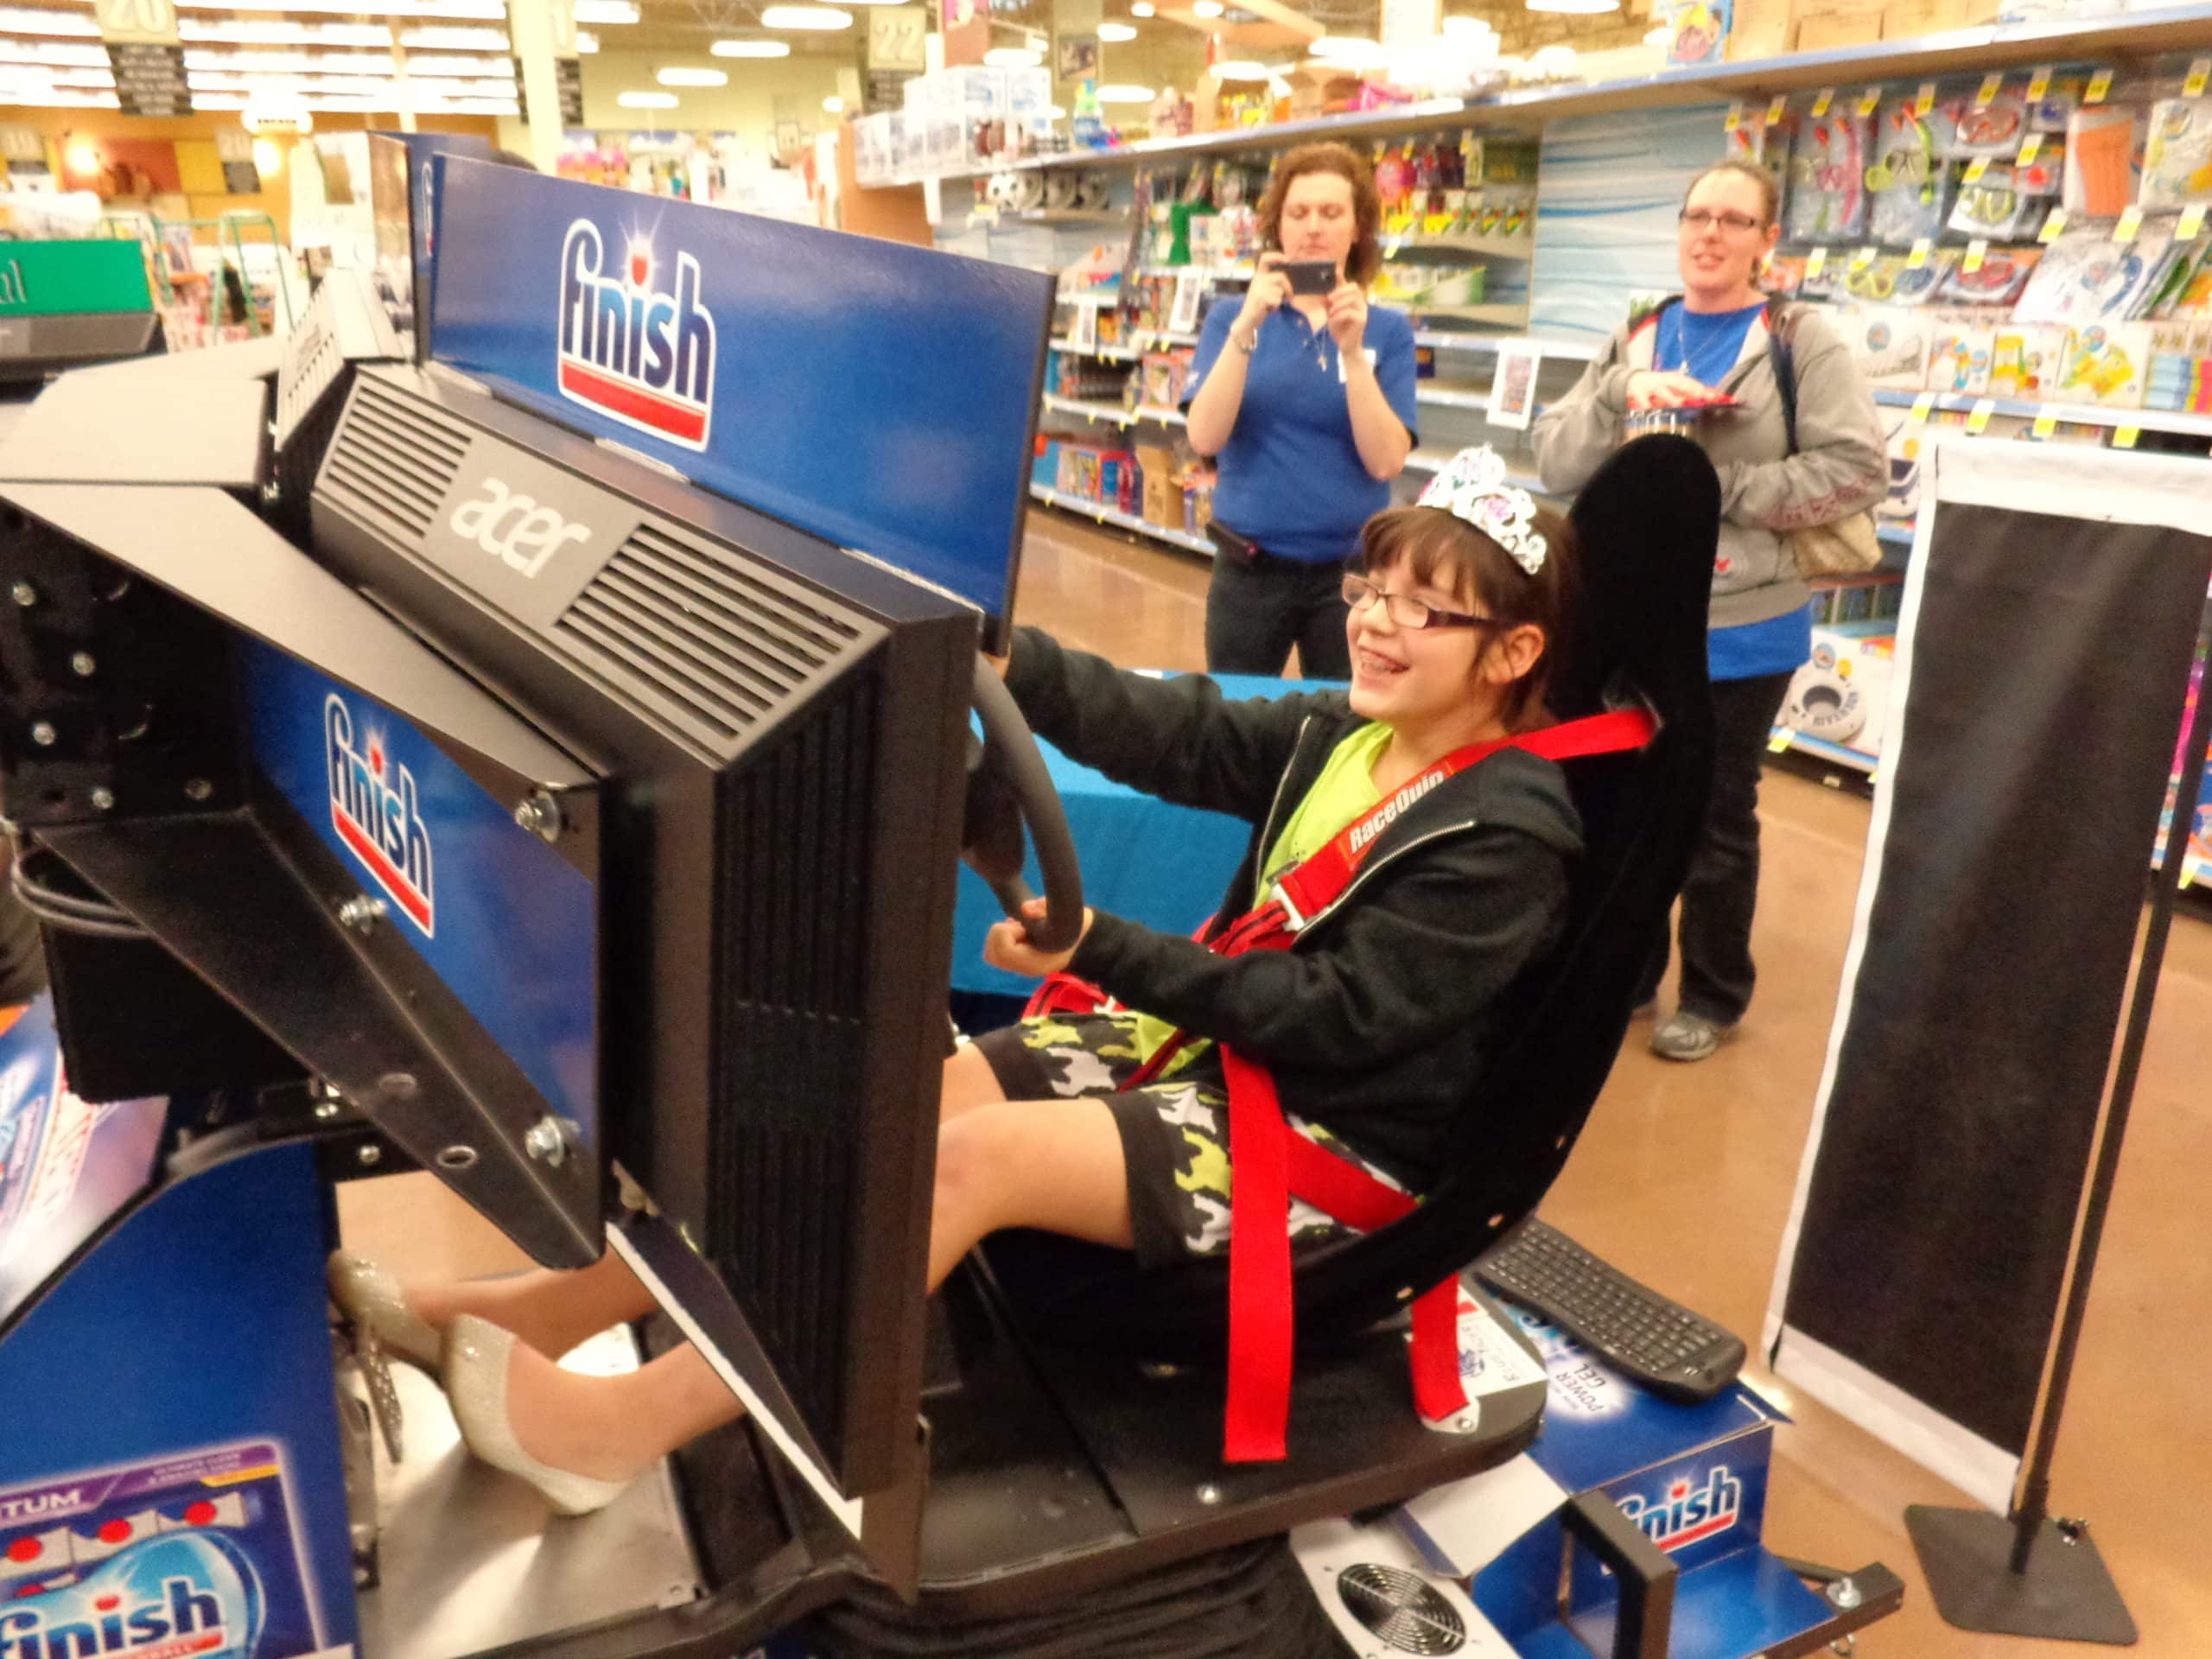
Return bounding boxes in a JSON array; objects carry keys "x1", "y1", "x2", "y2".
[{"x1": 1414, "y1": 446, "x2": 1548, "y2": 576}]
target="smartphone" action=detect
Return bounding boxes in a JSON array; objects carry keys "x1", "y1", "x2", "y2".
[
  {"x1": 1205, "y1": 521, "x2": 1260, "y2": 565},
  {"x1": 1281, "y1": 259, "x2": 1338, "y2": 296}
]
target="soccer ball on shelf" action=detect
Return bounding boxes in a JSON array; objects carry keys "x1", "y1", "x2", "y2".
[{"x1": 985, "y1": 169, "x2": 1046, "y2": 214}]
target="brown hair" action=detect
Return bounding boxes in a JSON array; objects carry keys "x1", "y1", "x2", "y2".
[
  {"x1": 1683, "y1": 158, "x2": 1782, "y2": 226},
  {"x1": 1353, "y1": 500, "x2": 1580, "y2": 729},
  {"x1": 1257, "y1": 142, "x2": 1383, "y2": 286}
]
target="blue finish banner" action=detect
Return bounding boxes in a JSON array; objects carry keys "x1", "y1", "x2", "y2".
[
  {"x1": 428, "y1": 158, "x2": 1053, "y2": 634},
  {"x1": 242, "y1": 639, "x2": 597, "y2": 1141}
]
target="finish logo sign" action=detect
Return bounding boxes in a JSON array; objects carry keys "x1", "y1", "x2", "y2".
[
  {"x1": 557, "y1": 219, "x2": 715, "y2": 451},
  {"x1": 325, "y1": 693, "x2": 435, "y2": 938},
  {"x1": 1616, "y1": 1465, "x2": 1742, "y2": 1553}
]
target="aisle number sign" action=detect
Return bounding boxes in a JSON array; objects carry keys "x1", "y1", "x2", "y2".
[{"x1": 92, "y1": 0, "x2": 176, "y2": 44}]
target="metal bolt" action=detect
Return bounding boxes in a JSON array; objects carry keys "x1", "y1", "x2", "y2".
[
  {"x1": 513, "y1": 791, "x2": 563, "y2": 842},
  {"x1": 1451, "y1": 1413, "x2": 1478, "y2": 1433},
  {"x1": 28, "y1": 721, "x2": 55, "y2": 747},
  {"x1": 89, "y1": 786, "x2": 114, "y2": 811},
  {"x1": 1195, "y1": 1484, "x2": 1223, "y2": 1507},
  {"x1": 1140, "y1": 1361, "x2": 1181, "y2": 1380},
  {"x1": 338, "y1": 896, "x2": 388, "y2": 932},
  {"x1": 313, "y1": 1100, "x2": 342, "y2": 1120},
  {"x1": 435, "y1": 1145, "x2": 479, "y2": 1171},
  {"x1": 378, "y1": 1071, "x2": 418, "y2": 1100},
  {"x1": 1827, "y1": 1578, "x2": 1861, "y2": 1611},
  {"x1": 68, "y1": 652, "x2": 95, "y2": 677},
  {"x1": 357, "y1": 1144, "x2": 383, "y2": 1167},
  {"x1": 259, "y1": 481, "x2": 281, "y2": 505},
  {"x1": 183, "y1": 778, "x2": 213, "y2": 802},
  {"x1": 10, "y1": 581, "x2": 35, "y2": 607},
  {"x1": 524, "y1": 1115, "x2": 567, "y2": 1166}
]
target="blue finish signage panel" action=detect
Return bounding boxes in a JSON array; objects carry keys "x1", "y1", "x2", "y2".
[
  {"x1": 242, "y1": 639, "x2": 596, "y2": 1141},
  {"x1": 428, "y1": 157, "x2": 1052, "y2": 634}
]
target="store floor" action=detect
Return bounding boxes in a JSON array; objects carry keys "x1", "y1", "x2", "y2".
[{"x1": 344, "y1": 507, "x2": 2212, "y2": 1656}]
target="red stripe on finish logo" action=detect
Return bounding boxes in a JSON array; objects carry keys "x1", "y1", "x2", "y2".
[
  {"x1": 558, "y1": 358, "x2": 709, "y2": 444},
  {"x1": 333, "y1": 808, "x2": 434, "y2": 931}
]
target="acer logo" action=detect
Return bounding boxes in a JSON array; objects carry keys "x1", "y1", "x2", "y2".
[{"x1": 448, "y1": 476, "x2": 593, "y2": 578}]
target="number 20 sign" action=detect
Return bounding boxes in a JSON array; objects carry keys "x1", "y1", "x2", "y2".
[{"x1": 93, "y1": 0, "x2": 179, "y2": 45}]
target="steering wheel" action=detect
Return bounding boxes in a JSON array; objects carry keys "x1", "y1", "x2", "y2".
[{"x1": 963, "y1": 659, "x2": 1085, "y2": 954}]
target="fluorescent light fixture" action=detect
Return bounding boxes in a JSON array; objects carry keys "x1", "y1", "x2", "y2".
[
  {"x1": 1525, "y1": 0, "x2": 1618, "y2": 11},
  {"x1": 0, "y1": 65, "x2": 111, "y2": 86},
  {"x1": 0, "y1": 41, "x2": 110, "y2": 66},
  {"x1": 618, "y1": 88, "x2": 678, "y2": 106},
  {"x1": 182, "y1": 48, "x2": 513, "y2": 77},
  {"x1": 180, "y1": 19, "x2": 393, "y2": 45},
  {"x1": 6, "y1": 87, "x2": 116, "y2": 105},
  {"x1": 1093, "y1": 82, "x2": 1153, "y2": 103},
  {"x1": 575, "y1": 29, "x2": 598, "y2": 50},
  {"x1": 1190, "y1": 0, "x2": 1224, "y2": 16},
  {"x1": 1309, "y1": 34, "x2": 1382, "y2": 63},
  {"x1": 397, "y1": 24, "x2": 509, "y2": 48},
  {"x1": 760, "y1": 3, "x2": 851, "y2": 28},
  {"x1": 0, "y1": 5, "x2": 98, "y2": 35},
  {"x1": 822, "y1": 92, "x2": 842, "y2": 111},
  {"x1": 982, "y1": 44, "x2": 1040, "y2": 66},
  {"x1": 1440, "y1": 13, "x2": 1497, "y2": 34},
  {"x1": 573, "y1": 0, "x2": 640, "y2": 21},
  {"x1": 174, "y1": 0, "x2": 505, "y2": 16},
  {"x1": 656, "y1": 65, "x2": 727, "y2": 84},
  {"x1": 1213, "y1": 58, "x2": 1271, "y2": 78},
  {"x1": 711, "y1": 37, "x2": 791, "y2": 54},
  {"x1": 1097, "y1": 20, "x2": 1137, "y2": 39},
  {"x1": 1130, "y1": 0, "x2": 1154, "y2": 13}
]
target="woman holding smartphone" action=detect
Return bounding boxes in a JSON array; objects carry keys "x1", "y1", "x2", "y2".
[{"x1": 1183, "y1": 142, "x2": 1419, "y2": 678}]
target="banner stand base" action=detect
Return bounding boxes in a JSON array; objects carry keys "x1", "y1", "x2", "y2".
[{"x1": 1906, "y1": 1507, "x2": 2138, "y2": 1645}]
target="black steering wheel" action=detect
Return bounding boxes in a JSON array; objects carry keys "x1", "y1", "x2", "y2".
[{"x1": 963, "y1": 659, "x2": 1085, "y2": 954}]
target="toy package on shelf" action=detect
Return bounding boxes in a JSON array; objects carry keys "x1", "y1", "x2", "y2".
[
  {"x1": 1783, "y1": 111, "x2": 1871, "y2": 244},
  {"x1": 1936, "y1": 244, "x2": 2043, "y2": 305},
  {"x1": 1139, "y1": 348, "x2": 1193, "y2": 410},
  {"x1": 2054, "y1": 321, "x2": 2152, "y2": 406},
  {"x1": 2014, "y1": 142, "x2": 2065, "y2": 198},
  {"x1": 2013, "y1": 222, "x2": 2174, "y2": 322},
  {"x1": 1937, "y1": 92, "x2": 2030, "y2": 159},
  {"x1": 1866, "y1": 99, "x2": 1951, "y2": 247},
  {"x1": 2139, "y1": 98, "x2": 2212, "y2": 210},
  {"x1": 1927, "y1": 322, "x2": 1995, "y2": 393},
  {"x1": 1837, "y1": 303, "x2": 1938, "y2": 387},
  {"x1": 1839, "y1": 251, "x2": 1952, "y2": 306},
  {"x1": 1986, "y1": 321, "x2": 2070, "y2": 397},
  {"x1": 1783, "y1": 621, "x2": 1898, "y2": 760},
  {"x1": 2063, "y1": 105, "x2": 2144, "y2": 217},
  {"x1": 2145, "y1": 322, "x2": 2212, "y2": 411},
  {"x1": 1948, "y1": 165, "x2": 2046, "y2": 240}
]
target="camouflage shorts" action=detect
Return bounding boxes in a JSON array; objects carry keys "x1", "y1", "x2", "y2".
[{"x1": 969, "y1": 1011, "x2": 1407, "y2": 1272}]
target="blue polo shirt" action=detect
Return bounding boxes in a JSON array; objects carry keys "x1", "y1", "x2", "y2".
[{"x1": 1182, "y1": 297, "x2": 1420, "y2": 566}]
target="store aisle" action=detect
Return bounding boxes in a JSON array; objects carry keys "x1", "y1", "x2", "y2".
[{"x1": 1018, "y1": 506, "x2": 2212, "y2": 1657}]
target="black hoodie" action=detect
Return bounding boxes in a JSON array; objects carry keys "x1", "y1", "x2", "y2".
[{"x1": 1008, "y1": 628, "x2": 1583, "y2": 1186}]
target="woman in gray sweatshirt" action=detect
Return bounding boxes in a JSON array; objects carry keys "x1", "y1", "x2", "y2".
[{"x1": 1533, "y1": 158, "x2": 1885, "y2": 1062}]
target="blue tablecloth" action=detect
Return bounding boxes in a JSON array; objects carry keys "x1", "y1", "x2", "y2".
[{"x1": 950, "y1": 673, "x2": 1332, "y2": 998}]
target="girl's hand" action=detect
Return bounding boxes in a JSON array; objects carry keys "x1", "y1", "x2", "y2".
[
  {"x1": 1625, "y1": 370, "x2": 1715, "y2": 410},
  {"x1": 1325, "y1": 280, "x2": 1368, "y2": 353},
  {"x1": 984, "y1": 897, "x2": 1095, "y2": 978},
  {"x1": 1238, "y1": 253, "x2": 1291, "y2": 333}
]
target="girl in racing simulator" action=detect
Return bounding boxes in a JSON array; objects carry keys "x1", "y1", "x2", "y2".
[{"x1": 331, "y1": 444, "x2": 1633, "y2": 1511}]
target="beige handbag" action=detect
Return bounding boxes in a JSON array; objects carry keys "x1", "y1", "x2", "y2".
[{"x1": 1769, "y1": 307, "x2": 1885, "y2": 577}]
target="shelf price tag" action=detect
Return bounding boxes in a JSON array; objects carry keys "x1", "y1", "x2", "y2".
[
  {"x1": 1767, "y1": 93, "x2": 1789, "y2": 126},
  {"x1": 1851, "y1": 244, "x2": 1879, "y2": 270},
  {"x1": 1813, "y1": 86, "x2": 1835, "y2": 118},
  {"x1": 1768, "y1": 728, "x2": 1795, "y2": 753},
  {"x1": 1917, "y1": 81, "x2": 1938, "y2": 118},
  {"x1": 2039, "y1": 207, "x2": 2068, "y2": 244},
  {"x1": 1910, "y1": 391, "x2": 1937, "y2": 424},
  {"x1": 2181, "y1": 203, "x2": 2209, "y2": 241},
  {"x1": 2028, "y1": 63, "x2": 2052, "y2": 103},
  {"x1": 2031, "y1": 410, "x2": 2059, "y2": 439},
  {"x1": 1806, "y1": 245, "x2": 1828, "y2": 279},
  {"x1": 1964, "y1": 156, "x2": 1991, "y2": 183},
  {"x1": 2114, "y1": 424, "x2": 2141, "y2": 448},
  {"x1": 1976, "y1": 72, "x2": 2004, "y2": 109},
  {"x1": 2114, "y1": 205, "x2": 2144, "y2": 244},
  {"x1": 1966, "y1": 397, "x2": 1997, "y2": 434},
  {"x1": 1907, "y1": 238, "x2": 1933, "y2": 270},
  {"x1": 2086, "y1": 66, "x2": 2113, "y2": 105},
  {"x1": 1726, "y1": 99, "x2": 1744, "y2": 133},
  {"x1": 1858, "y1": 86, "x2": 1883, "y2": 118},
  {"x1": 1963, "y1": 237, "x2": 1989, "y2": 273},
  {"x1": 2190, "y1": 57, "x2": 2211, "y2": 99},
  {"x1": 2018, "y1": 132, "x2": 2043, "y2": 167}
]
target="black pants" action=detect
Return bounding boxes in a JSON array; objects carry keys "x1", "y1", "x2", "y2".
[
  {"x1": 1637, "y1": 670, "x2": 1794, "y2": 1026},
  {"x1": 1205, "y1": 548, "x2": 1352, "y2": 680}
]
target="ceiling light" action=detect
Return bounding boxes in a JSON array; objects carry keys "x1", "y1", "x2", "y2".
[
  {"x1": 0, "y1": 41, "x2": 109, "y2": 66},
  {"x1": 760, "y1": 3, "x2": 851, "y2": 27},
  {"x1": 1309, "y1": 34, "x2": 1382, "y2": 62},
  {"x1": 1097, "y1": 20, "x2": 1136, "y2": 39},
  {"x1": 711, "y1": 37, "x2": 791, "y2": 54},
  {"x1": 179, "y1": 19, "x2": 393, "y2": 45},
  {"x1": 1093, "y1": 82, "x2": 1153, "y2": 103},
  {"x1": 618, "y1": 88, "x2": 678, "y2": 106},
  {"x1": 1131, "y1": 0, "x2": 1154, "y2": 12},
  {"x1": 1191, "y1": 1, "x2": 1224, "y2": 16},
  {"x1": 575, "y1": 29, "x2": 598, "y2": 50},
  {"x1": 657, "y1": 65, "x2": 727, "y2": 84},
  {"x1": 1046, "y1": 102, "x2": 1065, "y2": 117},
  {"x1": 1524, "y1": 0, "x2": 1618, "y2": 11},
  {"x1": 822, "y1": 93, "x2": 843, "y2": 111},
  {"x1": 1212, "y1": 58, "x2": 1270, "y2": 78},
  {"x1": 4, "y1": 87, "x2": 117, "y2": 106},
  {"x1": 174, "y1": 0, "x2": 505, "y2": 16},
  {"x1": 983, "y1": 45, "x2": 1041, "y2": 66},
  {"x1": 0, "y1": 6, "x2": 97, "y2": 35},
  {"x1": 1642, "y1": 22, "x2": 1669, "y2": 41},
  {"x1": 1440, "y1": 13, "x2": 1497, "y2": 34},
  {"x1": 574, "y1": 0, "x2": 640, "y2": 21},
  {"x1": 398, "y1": 25, "x2": 508, "y2": 48}
]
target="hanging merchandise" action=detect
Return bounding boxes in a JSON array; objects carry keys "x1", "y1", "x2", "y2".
[
  {"x1": 2029, "y1": 78, "x2": 2082, "y2": 133},
  {"x1": 2139, "y1": 98, "x2": 2212, "y2": 209},
  {"x1": 1839, "y1": 302, "x2": 1939, "y2": 387},
  {"x1": 1938, "y1": 92, "x2": 2028, "y2": 159},
  {"x1": 2015, "y1": 221, "x2": 2174, "y2": 321},
  {"x1": 1927, "y1": 322, "x2": 1996, "y2": 393},
  {"x1": 1840, "y1": 249, "x2": 1954, "y2": 306},
  {"x1": 2054, "y1": 320, "x2": 2152, "y2": 406},
  {"x1": 1949, "y1": 164, "x2": 2045, "y2": 239},
  {"x1": 2063, "y1": 105, "x2": 2144, "y2": 217},
  {"x1": 2144, "y1": 321, "x2": 2212, "y2": 410},
  {"x1": 2145, "y1": 236, "x2": 2212, "y2": 319},
  {"x1": 1866, "y1": 99, "x2": 1952, "y2": 247},
  {"x1": 2140, "y1": 231, "x2": 2210, "y2": 317},
  {"x1": 1986, "y1": 321, "x2": 2070, "y2": 397},
  {"x1": 2015, "y1": 142, "x2": 2065, "y2": 197},
  {"x1": 1785, "y1": 111, "x2": 1871, "y2": 243},
  {"x1": 1936, "y1": 243, "x2": 2044, "y2": 305}
]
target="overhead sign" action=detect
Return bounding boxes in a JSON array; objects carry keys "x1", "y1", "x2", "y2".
[
  {"x1": 92, "y1": 0, "x2": 178, "y2": 46},
  {"x1": 94, "y1": 0, "x2": 189, "y2": 115},
  {"x1": 429, "y1": 157, "x2": 1054, "y2": 633}
]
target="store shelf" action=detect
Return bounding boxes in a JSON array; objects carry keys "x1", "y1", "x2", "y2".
[
  {"x1": 1041, "y1": 393, "x2": 1187, "y2": 428},
  {"x1": 1049, "y1": 338, "x2": 1141, "y2": 361},
  {"x1": 1877, "y1": 522, "x2": 1916, "y2": 548},
  {"x1": 1417, "y1": 386, "x2": 1494, "y2": 410},
  {"x1": 1058, "y1": 290, "x2": 1121, "y2": 308},
  {"x1": 1414, "y1": 331, "x2": 1599, "y2": 361},
  {"x1": 1408, "y1": 448, "x2": 1554, "y2": 495},
  {"x1": 1382, "y1": 233, "x2": 1536, "y2": 259},
  {"x1": 1138, "y1": 264, "x2": 1255, "y2": 280},
  {"x1": 1123, "y1": 327, "x2": 1204, "y2": 347},
  {"x1": 1031, "y1": 484, "x2": 1214, "y2": 556},
  {"x1": 1390, "y1": 302, "x2": 1532, "y2": 327},
  {"x1": 1770, "y1": 725, "x2": 1880, "y2": 776},
  {"x1": 1871, "y1": 388, "x2": 2212, "y2": 441}
]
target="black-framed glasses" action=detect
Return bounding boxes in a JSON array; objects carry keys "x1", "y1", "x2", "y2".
[
  {"x1": 1341, "y1": 573, "x2": 1493, "y2": 630},
  {"x1": 1679, "y1": 207, "x2": 1764, "y2": 233}
]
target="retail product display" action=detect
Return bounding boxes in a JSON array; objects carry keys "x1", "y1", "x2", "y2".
[
  {"x1": 2064, "y1": 105, "x2": 2144, "y2": 216},
  {"x1": 2141, "y1": 97, "x2": 2212, "y2": 209},
  {"x1": 1784, "y1": 111, "x2": 1872, "y2": 243}
]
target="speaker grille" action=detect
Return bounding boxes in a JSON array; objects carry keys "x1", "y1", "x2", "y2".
[{"x1": 319, "y1": 374, "x2": 469, "y2": 542}]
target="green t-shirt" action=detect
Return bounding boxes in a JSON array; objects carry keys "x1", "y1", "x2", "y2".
[{"x1": 1132, "y1": 722, "x2": 1394, "y2": 1071}]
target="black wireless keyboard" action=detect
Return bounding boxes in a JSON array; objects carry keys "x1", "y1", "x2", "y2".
[{"x1": 1473, "y1": 1217, "x2": 1747, "y2": 1403}]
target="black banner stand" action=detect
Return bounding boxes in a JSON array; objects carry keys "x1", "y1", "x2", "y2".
[{"x1": 1904, "y1": 606, "x2": 2212, "y2": 1645}]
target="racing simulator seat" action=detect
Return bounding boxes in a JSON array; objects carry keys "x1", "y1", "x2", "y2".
[{"x1": 0, "y1": 161, "x2": 1898, "y2": 1659}]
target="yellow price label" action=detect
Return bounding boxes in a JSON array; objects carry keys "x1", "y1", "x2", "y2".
[
  {"x1": 1918, "y1": 81, "x2": 1938, "y2": 118},
  {"x1": 1907, "y1": 238, "x2": 1933, "y2": 270},
  {"x1": 1851, "y1": 245, "x2": 1879, "y2": 270},
  {"x1": 1977, "y1": 72, "x2": 2005, "y2": 108},
  {"x1": 1903, "y1": 435, "x2": 1923, "y2": 461},
  {"x1": 1910, "y1": 391, "x2": 1937, "y2": 424},
  {"x1": 2086, "y1": 66, "x2": 2113, "y2": 105},
  {"x1": 1964, "y1": 237, "x2": 1990, "y2": 273},
  {"x1": 2028, "y1": 64, "x2": 2052, "y2": 102},
  {"x1": 1767, "y1": 93, "x2": 1789, "y2": 126},
  {"x1": 2018, "y1": 133, "x2": 2044, "y2": 167},
  {"x1": 1964, "y1": 156, "x2": 1991, "y2": 183},
  {"x1": 1806, "y1": 245, "x2": 1829, "y2": 278},
  {"x1": 1768, "y1": 729, "x2": 1795, "y2": 753},
  {"x1": 2115, "y1": 206, "x2": 2144, "y2": 244},
  {"x1": 1858, "y1": 86, "x2": 1883, "y2": 117},
  {"x1": 2190, "y1": 58, "x2": 2211, "y2": 99},
  {"x1": 2180, "y1": 203, "x2": 2208, "y2": 241},
  {"x1": 2039, "y1": 207, "x2": 2069, "y2": 244},
  {"x1": 2114, "y1": 424, "x2": 2141, "y2": 448},
  {"x1": 1813, "y1": 86, "x2": 1835, "y2": 118},
  {"x1": 2032, "y1": 411, "x2": 2059, "y2": 439},
  {"x1": 1726, "y1": 99, "x2": 1744, "y2": 132},
  {"x1": 1966, "y1": 398, "x2": 1997, "y2": 434}
]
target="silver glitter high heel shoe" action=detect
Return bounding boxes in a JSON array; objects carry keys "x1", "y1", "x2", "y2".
[{"x1": 443, "y1": 1315, "x2": 630, "y2": 1517}]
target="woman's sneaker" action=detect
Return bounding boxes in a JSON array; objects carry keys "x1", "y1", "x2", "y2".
[{"x1": 1651, "y1": 1010, "x2": 1729, "y2": 1063}]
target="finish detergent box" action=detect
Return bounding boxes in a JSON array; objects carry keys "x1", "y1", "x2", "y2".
[{"x1": 0, "y1": 1443, "x2": 340, "y2": 1659}]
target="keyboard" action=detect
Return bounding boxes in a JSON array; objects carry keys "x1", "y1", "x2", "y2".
[{"x1": 1473, "y1": 1217, "x2": 1746, "y2": 1403}]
